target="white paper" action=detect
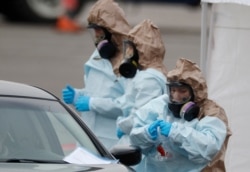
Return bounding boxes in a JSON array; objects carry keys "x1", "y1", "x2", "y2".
[{"x1": 63, "y1": 147, "x2": 117, "y2": 165}]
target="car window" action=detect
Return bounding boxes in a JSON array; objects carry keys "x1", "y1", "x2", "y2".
[{"x1": 0, "y1": 97, "x2": 101, "y2": 161}]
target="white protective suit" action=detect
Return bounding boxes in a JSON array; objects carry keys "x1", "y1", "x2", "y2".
[
  {"x1": 115, "y1": 19, "x2": 168, "y2": 145},
  {"x1": 72, "y1": 0, "x2": 131, "y2": 149},
  {"x1": 130, "y1": 58, "x2": 232, "y2": 172}
]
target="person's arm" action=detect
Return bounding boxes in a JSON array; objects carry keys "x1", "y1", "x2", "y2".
[
  {"x1": 73, "y1": 88, "x2": 85, "y2": 101},
  {"x1": 117, "y1": 75, "x2": 166, "y2": 134},
  {"x1": 89, "y1": 97, "x2": 123, "y2": 119},
  {"x1": 76, "y1": 48, "x2": 126, "y2": 117},
  {"x1": 169, "y1": 116, "x2": 227, "y2": 163},
  {"x1": 129, "y1": 95, "x2": 169, "y2": 154},
  {"x1": 129, "y1": 111, "x2": 159, "y2": 154},
  {"x1": 133, "y1": 72, "x2": 166, "y2": 110},
  {"x1": 69, "y1": 51, "x2": 100, "y2": 105}
]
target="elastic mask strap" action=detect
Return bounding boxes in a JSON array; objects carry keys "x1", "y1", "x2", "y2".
[
  {"x1": 180, "y1": 101, "x2": 195, "y2": 119},
  {"x1": 131, "y1": 60, "x2": 138, "y2": 67}
]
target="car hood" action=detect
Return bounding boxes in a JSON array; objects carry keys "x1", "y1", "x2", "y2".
[{"x1": 0, "y1": 163, "x2": 133, "y2": 172}]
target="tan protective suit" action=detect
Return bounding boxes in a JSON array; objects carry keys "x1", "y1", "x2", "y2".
[
  {"x1": 127, "y1": 19, "x2": 168, "y2": 78},
  {"x1": 87, "y1": 0, "x2": 131, "y2": 71},
  {"x1": 167, "y1": 58, "x2": 232, "y2": 172},
  {"x1": 116, "y1": 19, "x2": 168, "y2": 146},
  {"x1": 72, "y1": 0, "x2": 131, "y2": 149}
]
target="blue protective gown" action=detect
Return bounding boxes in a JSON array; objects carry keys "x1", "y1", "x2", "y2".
[
  {"x1": 116, "y1": 68, "x2": 167, "y2": 145},
  {"x1": 68, "y1": 0, "x2": 131, "y2": 150},
  {"x1": 75, "y1": 61, "x2": 167, "y2": 148},
  {"x1": 130, "y1": 94, "x2": 227, "y2": 172},
  {"x1": 113, "y1": 19, "x2": 168, "y2": 146},
  {"x1": 74, "y1": 50, "x2": 127, "y2": 149}
]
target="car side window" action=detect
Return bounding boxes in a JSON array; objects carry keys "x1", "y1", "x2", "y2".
[{"x1": 0, "y1": 97, "x2": 100, "y2": 160}]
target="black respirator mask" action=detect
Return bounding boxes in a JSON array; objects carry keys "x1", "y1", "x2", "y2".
[
  {"x1": 88, "y1": 24, "x2": 116, "y2": 59},
  {"x1": 167, "y1": 82, "x2": 200, "y2": 121},
  {"x1": 119, "y1": 40, "x2": 139, "y2": 78}
]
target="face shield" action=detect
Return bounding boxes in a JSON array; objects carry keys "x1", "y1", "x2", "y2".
[
  {"x1": 167, "y1": 82, "x2": 199, "y2": 121},
  {"x1": 118, "y1": 40, "x2": 139, "y2": 78},
  {"x1": 167, "y1": 82, "x2": 193, "y2": 104},
  {"x1": 87, "y1": 23, "x2": 116, "y2": 59}
]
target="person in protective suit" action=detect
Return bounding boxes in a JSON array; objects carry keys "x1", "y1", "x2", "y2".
[
  {"x1": 129, "y1": 58, "x2": 232, "y2": 172},
  {"x1": 115, "y1": 19, "x2": 168, "y2": 145},
  {"x1": 61, "y1": 0, "x2": 130, "y2": 149}
]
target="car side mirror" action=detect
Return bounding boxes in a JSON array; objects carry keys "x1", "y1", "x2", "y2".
[{"x1": 109, "y1": 145, "x2": 142, "y2": 166}]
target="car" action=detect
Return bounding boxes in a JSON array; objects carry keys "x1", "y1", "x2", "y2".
[
  {"x1": 0, "y1": 0, "x2": 85, "y2": 23},
  {"x1": 0, "y1": 0, "x2": 200, "y2": 23},
  {"x1": 0, "y1": 80, "x2": 141, "y2": 172}
]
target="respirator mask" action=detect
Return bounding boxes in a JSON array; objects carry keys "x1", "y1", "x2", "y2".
[
  {"x1": 167, "y1": 82, "x2": 199, "y2": 121},
  {"x1": 118, "y1": 40, "x2": 139, "y2": 78},
  {"x1": 88, "y1": 23, "x2": 116, "y2": 59}
]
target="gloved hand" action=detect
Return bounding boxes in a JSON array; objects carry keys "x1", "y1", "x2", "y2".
[
  {"x1": 75, "y1": 96, "x2": 90, "y2": 111},
  {"x1": 62, "y1": 85, "x2": 75, "y2": 104},
  {"x1": 116, "y1": 128, "x2": 124, "y2": 139},
  {"x1": 148, "y1": 120, "x2": 163, "y2": 140},
  {"x1": 159, "y1": 121, "x2": 172, "y2": 137}
]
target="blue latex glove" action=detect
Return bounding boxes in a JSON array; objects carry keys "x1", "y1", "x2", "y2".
[
  {"x1": 62, "y1": 85, "x2": 75, "y2": 104},
  {"x1": 75, "y1": 96, "x2": 90, "y2": 111},
  {"x1": 148, "y1": 120, "x2": 163, "y2": 140},
  {"x1": 159, "y1": 121, "x2": 172, "y2": 137},
  {"x1": 116, "y1": 128, "x2": 124, "y2": 139}
]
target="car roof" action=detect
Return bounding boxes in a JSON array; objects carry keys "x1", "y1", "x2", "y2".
[{"x1": 0, "y1": 80, "x2": 57, "y2": 100}]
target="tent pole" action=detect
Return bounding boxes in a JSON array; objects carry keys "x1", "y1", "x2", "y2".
[{"x1": 200, "y1": 2, "x2": 208, "y2": 76}]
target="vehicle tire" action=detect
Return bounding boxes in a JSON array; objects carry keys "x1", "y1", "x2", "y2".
[{"x1": 0, "y1": 0, "x2": 85, "y2": 23}]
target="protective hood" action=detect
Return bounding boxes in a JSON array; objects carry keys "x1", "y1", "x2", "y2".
[
  {"x1": 167, "y1": 58, "x2": 207, "y2": 104},
  {"x1": 167, "y1": 58, "x2": 232, "y2": 172},
  {"x1": 87, "y1": 0, "x2": 131, "y2": 71},
  {"x1": 127, "y1": 19, "x2": 168, "y2": 78}
]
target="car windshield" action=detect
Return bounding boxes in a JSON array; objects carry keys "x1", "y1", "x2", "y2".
[{"x1": 0, "y1": 96, "x2": 103, "y2": 162}]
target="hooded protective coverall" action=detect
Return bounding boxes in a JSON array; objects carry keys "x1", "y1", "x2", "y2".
[
  {"x1": 62, "y1": 0, "x2": 131, "y2": 149},
  {"x1": 130, "y1": 58, "x2": 232, "y2": 172},
  {"x1": 116, "y1": 19, "x2": 168, "y2": 145}
]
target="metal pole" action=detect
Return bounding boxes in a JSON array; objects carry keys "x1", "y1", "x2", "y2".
[{"x1": 200, "y1": 2, "x2": 208, "y2": 76}]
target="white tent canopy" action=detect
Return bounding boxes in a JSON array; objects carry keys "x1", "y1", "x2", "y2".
[
  {"x1": 203, "y1": 0, "x2": 250, "y2": 5},
  {"x1": 201, "y1": 0, "x2": 250, "y2": 171},
  {"x1": 201, "y1": 0, "x2": 250, "y2": 5}
]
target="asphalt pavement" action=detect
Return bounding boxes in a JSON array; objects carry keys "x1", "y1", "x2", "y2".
[
  {"x1": 0, "y1": 3, "x2": 202, "y2": 98},
  {"x1": 78, "y1": 2, "x2": 202, "y2": 33}
]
